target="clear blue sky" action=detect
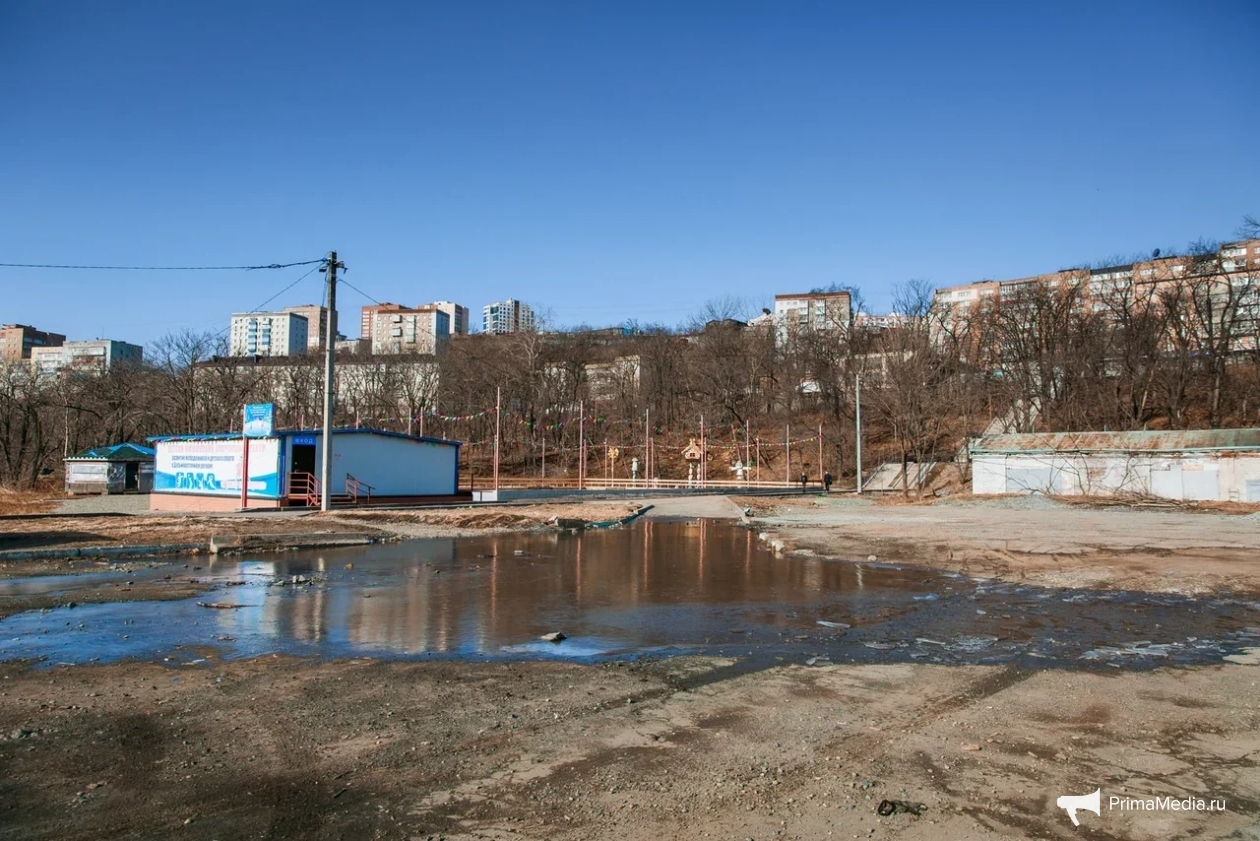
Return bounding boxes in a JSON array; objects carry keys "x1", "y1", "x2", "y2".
[{"x1": 2, "y1": 1, "x2": 1257, "y2": 344}]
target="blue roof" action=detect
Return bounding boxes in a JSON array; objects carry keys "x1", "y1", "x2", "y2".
[
  {"x1": 66, "y1": 443, "x2": 156, "y2": 461},
  {"x1": 148, "y1": 427, "x2": 460, "y2": 448}
]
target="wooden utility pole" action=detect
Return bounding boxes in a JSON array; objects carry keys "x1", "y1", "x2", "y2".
[
  {"x1": 818, "y1": 422, "x2": 824, "y2": 482},
  {"x1": 578, "y1": 399, "x2": 585, "y2": 490},
  {"x1": 699, "y1": 414, "x2": 705, "y2": 488},
  {"x1": 644, "y1": 408, "x2": 650, "y2": 485},
  {"x1": 320, "y1": 251, "x2": 343, "y2": 512}
]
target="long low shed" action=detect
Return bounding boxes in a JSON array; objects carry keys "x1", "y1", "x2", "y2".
[
  {"x1": 970, "y1": 429, "x2": 1260, "y2": 502},
  {"x1": 149, "y1": 428, "x2": 461, "y2": 512}
]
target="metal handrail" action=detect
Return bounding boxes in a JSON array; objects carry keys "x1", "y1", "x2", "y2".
[
  {"x1": 289, "y1": 471, "x2": 321, "y2": 507},
  {"x1": 345, "y1": 473, "x2": 374, "y2": 503}
]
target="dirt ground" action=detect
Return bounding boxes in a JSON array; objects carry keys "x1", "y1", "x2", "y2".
[
  {"x1": 0, "y1": 655, "x2": 1256, "y2": 840},
  {"x1": 1, "y1": 493, "x2": 1258, "y2": 838},
  {"x1": 743, "y1": 494, "x2": 1260, "y2": 595}
]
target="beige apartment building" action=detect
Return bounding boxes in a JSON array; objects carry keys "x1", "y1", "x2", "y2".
[
  {"x1": 772, "y1": 290, "x2": 852, "y2": 345},
  {"x1": 282, "y1": 304, "x2": 332, "y2": 351},
  {"x1": 371, "y1": 306, "x2": 450, "y2": 355},
  {"x1": 0, "y1": 324, "x2": 65, "y2": 361},
  {"x1": 934, "y1": 238, "x2": 1260, "y2": 320}
]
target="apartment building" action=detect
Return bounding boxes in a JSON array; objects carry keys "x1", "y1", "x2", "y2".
[
  {"x1": 431, "y1": 301, "x2": 470, "y2": 335},
  {"x1": 31, "y1": 340, "x2": 143, "y2": 375},
  {"x1": 361, "y1": 303, "x2": 405, "y2": 342},
  {"x1": 482, "y1": 299, "x2": 535, "y2": 335},
  {"x1": 371, "y1": 306, "x2": 450, "y2": 355},
  {"x1": 932, "y1": 242, "x2": 1254, "y2": 327},
  {"x1": 0, "y1": 324, "x2": 65, "y2": 361},
  {"x1": 282, "y1": 304, "x2": 332, "y2": 351},
  {"x1": 229, "y1": 312, "x2": 309, "y2": 357},
  {"x1": 771, "y1": 290, "x2": 852, "y2": 345}
]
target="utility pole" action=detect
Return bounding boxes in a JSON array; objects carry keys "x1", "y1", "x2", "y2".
[
  {"x1": 321, "y1": 251, "x2": 343, "y2": 512},
  {"x1": 493, "y1": 386, "x2": 501, "y2": 491},
  {"x1": 644, "y1": 408, "x2": 649, "y2": 487},
  {"x1": 855, "y1": 373, "x2": 863, "y2": 494},
  {"x1": 578, "y1": 399, "x2": 585, "y2": 490},
  {"x1": 784, "y1": 423, "x2": 790, "y2": 487}
]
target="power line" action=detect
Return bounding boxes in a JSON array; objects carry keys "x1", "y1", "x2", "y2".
[
  {"x1": 337, "y1": 277, "x2": 381, "y2": 306},
  {"x1": 212, "y1": 265, "x2": 324, "y2": 337},
  {"x1": 0, "y1": 258, "x2": 325, "y2": 271}
]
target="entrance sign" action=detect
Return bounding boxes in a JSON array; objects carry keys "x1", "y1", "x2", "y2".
[{"x1": 243, "y1": 403, "x2": 275, "y2": 438}]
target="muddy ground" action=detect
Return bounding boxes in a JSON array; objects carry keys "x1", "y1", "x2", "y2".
[
  {"x1": 0, "y1": 655, "x2": 1256, "y2": 840},
  {"x1": 743, "y1": 494, "x2": 1260, "y2": 595},
  {"x1": 1, "y1": 493, "x2": 1258, "y2": 838}
]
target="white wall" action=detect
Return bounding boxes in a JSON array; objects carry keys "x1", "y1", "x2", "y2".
[
  {"x1": 972, "y1": 451, "x2": 1260, "y2": 501},
  {"x1": 310, "y1": 433, "x2": 458, "y2": 496}
]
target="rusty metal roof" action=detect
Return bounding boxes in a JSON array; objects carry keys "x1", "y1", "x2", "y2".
[{"x1": 971, "y1": 429, "x2": 1260, "y2": 454}]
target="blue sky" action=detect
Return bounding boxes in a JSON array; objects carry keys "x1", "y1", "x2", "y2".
[{"x1": 2, "y1": 1, "x2": 1257, "y2": 344}]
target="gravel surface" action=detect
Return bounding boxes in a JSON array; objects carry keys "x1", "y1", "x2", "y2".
[{"x1": 56, "y1": 494, "x2": 153, "y2": 515}]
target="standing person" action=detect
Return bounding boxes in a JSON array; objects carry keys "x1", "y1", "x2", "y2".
[
  {"x1": 800, "y1": 471, "x2": 808, "y2": 494},
  {"x1": 823, "y1": 470, "x2": 833, "y2": 493}
]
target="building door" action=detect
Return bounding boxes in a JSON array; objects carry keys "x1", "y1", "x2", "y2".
[
  {"x1": 124, "y1": 462, "x2": 139, "y2": 491},
  {"x1": 1248, "y1": 480, "x2": 1260, "y2": 503},
  {"x1": 292, "y1": 444, "x2": 317, "y2": 475}
]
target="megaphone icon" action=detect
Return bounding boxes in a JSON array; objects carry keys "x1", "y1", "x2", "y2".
[{"x1": 1056, "y1": 788, "x2": 1101, "y2": 827}]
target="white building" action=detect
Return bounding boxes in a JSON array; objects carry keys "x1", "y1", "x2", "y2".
[
  {"x1": 482, "y1": 299, "x2": 536, "y2": 334},
  {"x1": 150, "y1": 428, "x2": 462, "y2": 512},
  {"x1": 970, "y1": 429, "x2": 1260, "y2": 502},
  {"x1": 371, "y1": 306, "x2": 450, "y2": 355},
  {"x1": 229, "y1": 312, "x2": 309, "y2": 357},
  {"x1": 772, "y1": 290, "x2": 851, "y2": 345},
  {"x1": 430, "y1": 301, "x2": 470, "y2": 335},
  {"x1": 31, "y1": 339, "x2": 143, "y2": 375}
]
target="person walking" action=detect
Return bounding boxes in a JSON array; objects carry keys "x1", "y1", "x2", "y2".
[
  {"x1": 823, "y1": 470, "x2": 833, "y2": 493},
  {"x1": 800, "y1": 470, "x2": 808, "y2": 494}
]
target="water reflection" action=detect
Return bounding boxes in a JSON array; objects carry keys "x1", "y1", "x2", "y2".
[{"x1": 0, "y1": 520, "x2": 1256, "y2": 668}]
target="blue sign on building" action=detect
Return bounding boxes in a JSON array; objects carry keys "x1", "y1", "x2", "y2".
[{"x1": 243, "y1": 403, "x2": 275, "y2": 438}]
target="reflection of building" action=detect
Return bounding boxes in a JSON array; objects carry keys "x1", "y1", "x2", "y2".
[
  {"x1": 0, "y1": 323, "x2": 65, "y2": 361},
  {"x1": 229, "y1": 312, "x2": 308, "y2": 357},
  {"x1": 482, "y1": 299, "x2": 535, "y2": 335},
  {"x1": 31, "y1": 339, "x2": 143, "y2": 374}
]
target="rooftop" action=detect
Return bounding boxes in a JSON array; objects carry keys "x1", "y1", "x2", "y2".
[{"x1": 971, "y1": 428, "x2": 1260, "y2": 454}]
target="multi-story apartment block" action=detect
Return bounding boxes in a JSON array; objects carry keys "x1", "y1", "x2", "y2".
[
  {"x1": 0, "y1": 324, "x2": 65, "y2": 361},
  {"x1": 361, "y1": 303, "x2": 405, "y2": 342},
  {"x1": 282, "y1": 304, "x2": 333, "y2": 351},
  {"x1": 431, "y1": 301, "x2": 470, "y2": 335},
  {"x1": 482, "y1": 299, "x2": 535, "y2": 335},
  {"x1": 932, "y1": 238, "x2": 1260, "y2": 355},
  {"x1": 371, "y1": 306, "x2": 450, "y2": 355},
  {"x1": 772, "y1": 290, "x2": 852, "y2": 345},
  {"x1": 229, "y1": 312, "x2": 309, "y2": 357},
  {"x1": 30, "y1": 340, "x2": 143, "y2": 375}
]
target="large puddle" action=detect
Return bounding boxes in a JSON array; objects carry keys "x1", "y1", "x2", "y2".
[{"x1": 1, "y1": 520, "x2": 1256, "y2": 669}]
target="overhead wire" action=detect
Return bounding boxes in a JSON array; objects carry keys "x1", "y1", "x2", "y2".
[{"x1": 0, "y1": 258, "x2": 325, "y2": 271}]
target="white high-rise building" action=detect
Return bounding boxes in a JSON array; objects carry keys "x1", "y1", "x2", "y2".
[
  {"x1": 482, "y1": 299, "x2": 536, "y2": 335},
  {"x1": 229, "y1": 312, "x2": 309, "y2": 357}
]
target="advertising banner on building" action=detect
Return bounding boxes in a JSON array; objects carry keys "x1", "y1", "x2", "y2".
[
  {"x1": 153, "y1": 439, "x2": 281, "y2": 498},
  {"x1": 243, "y1": 403, "x2": 275, "y2": 438}
]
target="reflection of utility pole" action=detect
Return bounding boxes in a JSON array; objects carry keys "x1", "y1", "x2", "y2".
[
  {"x1": 855, "y1": 373, "x2": 863, "y2": 494},
  {"x1": 321, "y1": 251, "x2": 344, "y2": 512},
  {"x1": 493, "y1": 386, "x2": 501, "y2": 491}
]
